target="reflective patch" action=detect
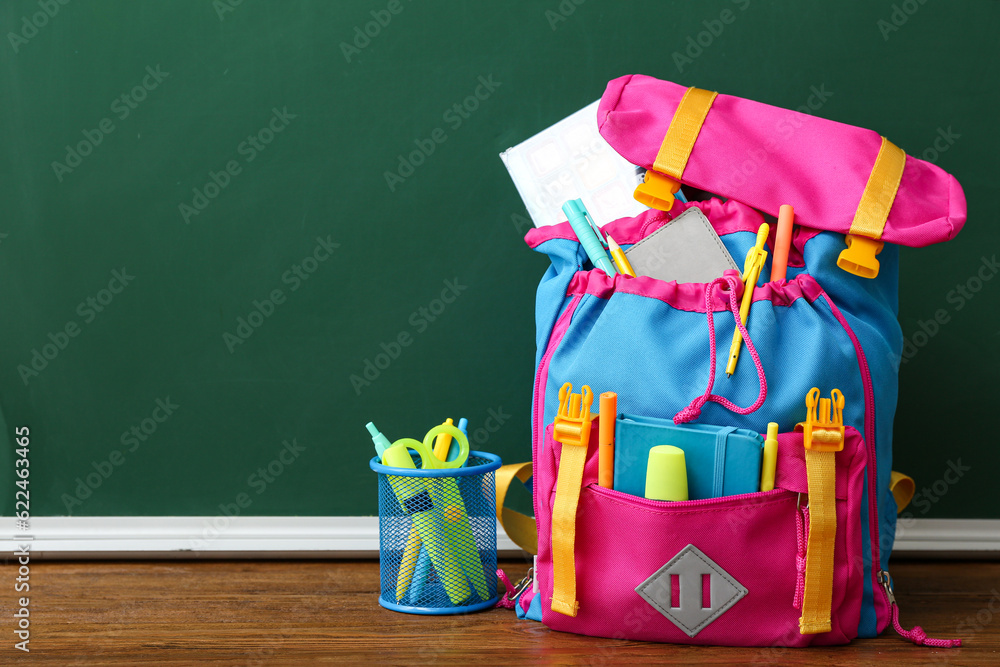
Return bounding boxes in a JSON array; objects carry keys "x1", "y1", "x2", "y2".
[{"x1": 635, "y1": 544, "x2": 747, "y2": 638}]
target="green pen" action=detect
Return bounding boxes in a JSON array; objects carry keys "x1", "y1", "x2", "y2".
[{"x1": 563, "y1": 199, "x2": 618, "y2": 276}]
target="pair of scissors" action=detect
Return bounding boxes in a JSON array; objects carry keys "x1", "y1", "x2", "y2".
[
  {"x1": 388, "y1": 422, "x2": 470, "y2": 470},
  {"x1": 386, "y1": 423, "x2": 487, "y2": 605}
]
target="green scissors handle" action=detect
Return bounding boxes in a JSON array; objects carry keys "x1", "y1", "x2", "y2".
[{"x1": 389, "y1": 424, "x2": 469, "y2": 469}]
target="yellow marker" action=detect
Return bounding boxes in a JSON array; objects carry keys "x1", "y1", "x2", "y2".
[
  {"x1": 432, "y1": 418, "x2": 454, "y2": 461},
  {"x1": 381, "y1": 423, "x2": 486, "y2": 605},
  {"x1": 382, "y1": 441, "x2": 472, "y2": 605},
  {"x1": 645, "y1": 445, "x2": 688, "y2": 501},
  {"x1": 726, "y1": 223, "x2": 769, "y2": 377},
  {"x1": 760, "y1": 422, "x2": 779, "y2": 492},
  {"x1": 396, "y1": 530, "x2": 423, "y2": 601},
  {"x1": 606, "y1": 234, "x2": 636, "y2": 278}
]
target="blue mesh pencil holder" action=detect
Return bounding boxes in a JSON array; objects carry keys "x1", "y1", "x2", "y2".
[{"x1": 370, "y1": 451, "x2": 502, "y2": 615}]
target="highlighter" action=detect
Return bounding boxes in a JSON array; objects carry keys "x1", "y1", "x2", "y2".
[
  {"x1": 432, "y1": 418, "x2": 455, "y2": 461},
  {"x1": 760, "y1": 423, "x2": 779, "y2": 492},
  {"x1": 380, "y1": 440, "x2": 473, "y2": 605},
  {"x1": 411, "y1": 416, "x2": 470, "y2": 604},
  {"x1": 645, "y1": 445, "x2": 688, "y2": 501},
  {"x1": 366, "y1": 422, "x2": 392, "y2": 458}
]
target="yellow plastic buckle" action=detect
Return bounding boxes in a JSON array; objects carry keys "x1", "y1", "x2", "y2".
[
  {"x1": 550, "y1": 382, "x2": 594, "y2": 618},
  {"x1": 553, "y1": 383, "x2": 594, "y2": 448},
  {"x1": 797, "y1": 387, "x2": 845, "y2": 452},
  {"x1": 837, "y1": 234, "x2": 884, "y2": 279},
  {"x1": 633, "y1": 170, "x2": 682, "y2": 212}
]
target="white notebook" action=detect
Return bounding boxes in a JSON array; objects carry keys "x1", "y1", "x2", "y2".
[{"x1": 500, "y1": 100, "x2": 647, "y2": 228}]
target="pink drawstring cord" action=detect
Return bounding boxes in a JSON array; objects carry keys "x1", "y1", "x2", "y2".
[
  {"x1": 879, "y1": 571, "x2": 962, "y2": 647},
  {"x1": 674, "y1": 274, "x2": 767, "y2": 424},
  {"x1": 891, "y1": 603, "x2": 962, "y2": 647}
]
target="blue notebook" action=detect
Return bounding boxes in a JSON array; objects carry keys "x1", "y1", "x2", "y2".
[{"x1": 613, "y1": 414, "x2": 764, "y2": 500}]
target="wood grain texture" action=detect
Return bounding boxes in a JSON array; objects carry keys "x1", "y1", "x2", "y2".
[{"x1": 1, "y1": 558, "x2": 997, "y2": 665}]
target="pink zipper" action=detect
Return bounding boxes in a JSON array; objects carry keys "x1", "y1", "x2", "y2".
[
  {"x1": 821, "y1": 293, "x2": 960, "y2": 647},
  {"x1": 794, "y1": 503, "x2": 809, "y2": 610},
  {"x1": 819, "y1": 295, "x2": 883, "y2": 610},
  {"x1": 531, "y1": 294, "x2": 583, "y2": 522}
]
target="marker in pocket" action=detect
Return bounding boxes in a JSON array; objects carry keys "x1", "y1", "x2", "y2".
[{"x1": 645, "y1": 445, "x2": 688, "y2": 502}]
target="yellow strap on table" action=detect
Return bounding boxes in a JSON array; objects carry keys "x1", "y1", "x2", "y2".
[
  {"x1": 800, "y1": 447, "x2": 837, "y2": 634},
  {"x1": 890, "y1": 470, "x2": 915, "y2": 514},
  {"x1": 495, "y1": 461, "x2": 538, "y2": 555},
  {"x1": 550, "y1": 441, "x2": 588, "y2": 617},
  {"x1": 652, "y1": 87, "x2": 718, "y2": 179}
]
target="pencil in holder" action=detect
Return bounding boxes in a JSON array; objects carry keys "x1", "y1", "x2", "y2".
[{"x1": 370, "y1": 450, "x2": 502, "y2": 614}]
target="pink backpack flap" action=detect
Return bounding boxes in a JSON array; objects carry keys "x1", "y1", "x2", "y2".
[{"x1": 597, "y1": 74, "x2": 965, "y2": 249}]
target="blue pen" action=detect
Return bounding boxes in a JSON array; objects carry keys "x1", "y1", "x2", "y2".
[
  {"x1": 447, "y1": 418, "x2": 469, "y2": 463},
  {"x1": 562, "y1": 199, "x2": 617, "y2": 276}
]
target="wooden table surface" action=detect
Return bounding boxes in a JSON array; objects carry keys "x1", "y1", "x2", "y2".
[{"x1": 1, "y1": 557, "x2": 997, "y2": 665}]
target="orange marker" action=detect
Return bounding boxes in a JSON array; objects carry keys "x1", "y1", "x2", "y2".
[
  {"x1": 770, "y1": 204, "x2": 795, "y2": 282},
  {"x1": 598, "y1": 392, "x2": 617, "y2": 488}
]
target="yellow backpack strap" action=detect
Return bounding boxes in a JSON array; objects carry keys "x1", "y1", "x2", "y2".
[
  {"x1": 634, "y1": 87, "x2": 718, "y2": 211},
  {"x1": 495, "y1": 462, "x2": 538, "y2": 555},
  {"x1": 797, "y1": 388, "x2": 845, "y2": 635},
  {"x1": 890, "y1": 471, "x2": 915, "y2": 513},
  {"x1": 800, "y1": 447, "x2": 837, "y2": 633},
  {"x1": 837, "y1": 136, "x2": 907, "y2": 278},
  {"x1": 549, "y1": 383, "x2": 594, "y2": 617},
  {"x1": 653, "y1": 86, "x2": 718, "y2": 178},
  {"x1": 550, "y1": 438, "x2": 587, "y2": 616}
]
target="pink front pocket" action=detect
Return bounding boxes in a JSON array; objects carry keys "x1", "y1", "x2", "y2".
[{"x1": 535, "y1": 426, "x2": 868, "y2": 647}]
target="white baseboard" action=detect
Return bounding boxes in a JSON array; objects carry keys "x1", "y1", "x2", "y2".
[
  {"x1": 0, "y1": 517, "x2": 523, "y2": 559},
  {"x1": 891, "y1": 518, "x2": 1000, "y2": 553},
  {"x1": 0, "y1": 517, "x2": 996, "y2": 559}
]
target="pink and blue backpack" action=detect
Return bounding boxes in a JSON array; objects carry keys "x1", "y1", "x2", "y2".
[{"x1": 497, "y1": 74, "x2": 966, "y2": 648}]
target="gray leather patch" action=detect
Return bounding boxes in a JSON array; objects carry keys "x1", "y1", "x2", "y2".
[
  {"x1": 635, "y1": 544, "x2": 747, "y2": 638},
  {"x1": 623, "y1": 208, "x2": 739, "y2": 284}
]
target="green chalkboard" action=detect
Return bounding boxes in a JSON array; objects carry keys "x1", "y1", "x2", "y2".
[{"x1": 1, "y1": 0, "x2": 997, "y2": 519}]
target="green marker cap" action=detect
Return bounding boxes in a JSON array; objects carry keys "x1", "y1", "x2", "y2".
[{"x1": 366, "y1": 421, "x2": 392, "y2": 458}]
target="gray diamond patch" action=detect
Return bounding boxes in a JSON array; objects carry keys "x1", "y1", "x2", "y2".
[{"x1": 635, "y1": 544, "x2": 747, "y2": 638}]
